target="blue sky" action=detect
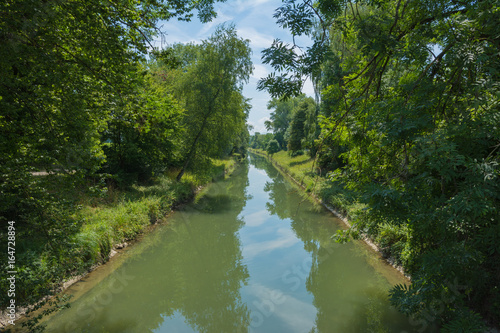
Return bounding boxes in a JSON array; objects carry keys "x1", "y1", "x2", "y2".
[{"x1": 158, "y1": 0, "x2": 314, "y2": 134}]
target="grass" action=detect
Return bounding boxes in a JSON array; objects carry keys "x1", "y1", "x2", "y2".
[{"x1": 250, "y1": 148, "x2": 365, "y2": 221}]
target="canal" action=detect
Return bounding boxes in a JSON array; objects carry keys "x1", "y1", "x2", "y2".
[{"x1": 41, "y1": 154, "x2": 423, "y2": 332}]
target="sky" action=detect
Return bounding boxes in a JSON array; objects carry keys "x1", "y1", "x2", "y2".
[{"x1": 157, "y1": 0, "x2": 315, "y2": 134}]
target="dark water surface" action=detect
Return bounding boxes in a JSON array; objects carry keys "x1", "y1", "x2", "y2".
[{"x1": 42, "y1": 154, "x2": 424, "y2": 332}]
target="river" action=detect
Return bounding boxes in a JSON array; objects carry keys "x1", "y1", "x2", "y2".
[{"x1": 39, "y1": 154, "x2": 427, "y2": 332}]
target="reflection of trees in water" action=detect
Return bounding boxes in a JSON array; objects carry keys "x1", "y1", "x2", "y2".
[
  {"x1": 250, "y1": 154, "x2": 300, "y2": 220},
  {"x1": 172, "y1": 163, "x2": 251, "y2": 332},
  {"x1": 47, "y1": 162, "x2": 251, "y2": 333},
  {"x1": 305, "y1": 245, "x2": 411, "y2": 333},
  {"x1": 249, "y1": 153, "x2": 414, "y2": 333}
]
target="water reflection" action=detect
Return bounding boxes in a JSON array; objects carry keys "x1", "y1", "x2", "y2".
[{"x1": 249, "y1": 154, "x2": 419, "y2": 333}]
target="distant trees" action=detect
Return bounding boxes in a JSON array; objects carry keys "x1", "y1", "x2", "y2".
[
  {"x1": 265, "y1": 97, "x2": 299, "y2": 149},
  {"x1": 266, "y1": 140, "x2": 280, "y2": 156},
  {"x1": 286, "y1": 104, "x2": 306, "y2": 152},
  {"x1": 257, "y1": 95, "x2": 317, "y2": 156},
  {"x1": 286, "y1": 98, "x2": 316, "y2": 154},
  {"x1": 249, "y1": 132, "x2": 274, "y2": 150}
]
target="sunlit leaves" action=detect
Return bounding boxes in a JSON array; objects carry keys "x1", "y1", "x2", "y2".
[
  {"x1": 0, "y1": 0, "x2": 224, "y2": 309},
  {"x1": 257, "y1": 72, "x2": 304, "y2": 99},
  {"x1": 274, "y1": 0, "x2": 314, "y2": 37},
  {"x1": 262, "y1": 39, "x2": 299, "y2": 71},
  {"x1": 169, "y1": 24, "x2": 252, "y2": 180}
]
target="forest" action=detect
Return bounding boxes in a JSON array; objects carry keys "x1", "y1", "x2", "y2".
[
  {"x1": 253, "y1": 0, "x2": 500, "y2": 331},
  {"x1": 1, "y1": 0, "x2": 499, "y2": 332}
]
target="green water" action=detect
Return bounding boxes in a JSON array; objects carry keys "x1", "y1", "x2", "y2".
[{"x1": 41, "y1": 154, "x2": 426, "y2": 332}]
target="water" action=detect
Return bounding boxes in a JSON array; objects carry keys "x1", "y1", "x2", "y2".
[{"x1": 41, "y1": 154, "x2": 424, "y2": 332}]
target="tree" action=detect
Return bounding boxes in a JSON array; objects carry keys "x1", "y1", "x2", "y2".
[
  {"x1": 101, "y1": 67, "x2": 184, "y2": 184},
  {"x1": 287, "y1": 103, "x2": 307, "y2": 152},
  {"x1": 265, "y1": 96, "x2": 301, "y2": 149},
  {"x1": 286, "y1": 98, "x2": 316, "y2": 153},
  {"x1": 298, "y1": 97, "x2": 317, "y2": 154},
  {"x1": 249, "y1": 133, "x2": 274, "y2": 150},
  {"x1": 171, "y1": 24, "x2": 253, "y2": 181},
  {"x1": 0, "y1": 0, "x2": 225, "y2": 221},
  {"x1": 0, "y1": 0, "x2": 224, "y2": 181},
  {"x1": 266, "y1": 140, "x2": 280, "y2": 156}
]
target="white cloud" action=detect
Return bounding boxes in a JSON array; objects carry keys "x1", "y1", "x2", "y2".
[
  {"x1": 243, "y1": 228, "x2": 299, "y2": 259},
  {"x1": 258, "y1": 116, "x2": 270, "y2": 124},
  {"x1": 237, "y1": 27, "x2": 274, "y2": 49},
  {"x1": 251, "y1": 64, "x2": 269, "y2": 80},
  {"x1": 302, "y1": 78, "x2": 315, "y2": 98},
  {"x1": 272, "y1": 295, "x2": 316, "y2": 332},
  {"x1": 198, "y1": 10, "x2": 234, "y2": 37},
  {"x1": 228, "y1": 0, "x2": 275, "y2": 14},
  {"x1": 248, "y1": 116, "x2": 270, "y2": 134},
  {"x1": 248, "y1": 284, "x2": 316, "y2": 333},
  {"x1": 244, "y1": 210, "x2": 269, "y2": 227}
]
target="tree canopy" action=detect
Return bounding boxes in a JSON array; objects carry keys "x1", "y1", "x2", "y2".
[{"x1": 0, "y1": 0, "x2": 254, "y2": 313}]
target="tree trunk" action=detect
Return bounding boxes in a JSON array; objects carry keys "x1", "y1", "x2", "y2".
[
  {"x1": 176, "y1": 112, "x2": 211, "y2": 181},
  {"x1": 176, "y1": 87, "x2": 221, "y2": 181}
]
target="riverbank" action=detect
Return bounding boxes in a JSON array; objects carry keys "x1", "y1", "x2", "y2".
[
  {"x1": 249, "y1": 149, "x2": 410, "y2": 279},
  {"x1": 0, "y1": 158, "x2": 239, "y2": 330}
]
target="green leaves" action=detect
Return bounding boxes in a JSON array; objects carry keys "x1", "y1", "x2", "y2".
[
  {"x1": 0, "y1": 0, "x2": 225, "y2": 312},
  {"x1": 274, "y1": 0, "x2": 314, "y2": 37},
  {"x1": 266, "y1": 139, "x2": 280, "y2": 156},
  {"x1": 167, "y1": 24, "x2": 252, "y2": 180}
]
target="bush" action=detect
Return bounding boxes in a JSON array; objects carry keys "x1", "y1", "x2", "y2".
[
  {"x1": 290, "y1": 149, "x2": 304, "y2": 157},
  {"x1": 266, "y1": 139, "x2": 280, "y2": 155}
]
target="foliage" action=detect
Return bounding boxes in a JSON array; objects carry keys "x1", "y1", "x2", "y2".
[
  {"x1": 249, "y1": 132, "x2": 274, "y2": 150},
  {"x1": 265, "y1": 96, "x2": 302, "y2": 148},
  {"x1": 286, "y1": 98, "x2": 316, "y2": 153},
  {"x1": 101, "y1": 68, "x2": 184, "y2": 185},
  {"x1": 260, "y1": 0, "x2": 500, "y2": 328},
  {"x1": 266, "y1": 139, "x2": 281, "y2": 156},
  {"x1": 167, "y1": 24, "x2": 253, "y2": 180},
  {"x1": 264, "y1": 94, "x2": 317, "y2": 153},
  {"x1": 287, "y1": 104, "x2": 307, "y2": 152}
]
